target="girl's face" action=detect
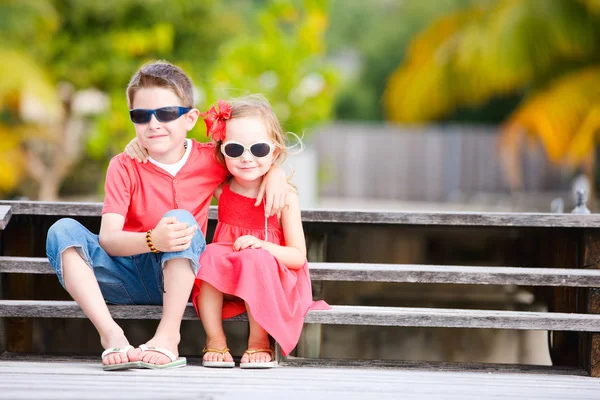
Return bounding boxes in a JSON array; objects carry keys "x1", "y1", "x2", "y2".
[{"x1": 223, "y1": 115, "x2": 278, "y2": 184}]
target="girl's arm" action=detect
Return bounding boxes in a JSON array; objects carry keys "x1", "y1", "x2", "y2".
[
  {"x1": 234, "y1": 190, "x2": 306, "y2": 269},
  {"x1": 262, "y1": 192, "x2": 306, "y2": 269}
]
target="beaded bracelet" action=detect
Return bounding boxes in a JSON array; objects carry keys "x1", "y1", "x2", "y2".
[{"x1": 145, "y1": 229, "x2": 160, "y2": 253}]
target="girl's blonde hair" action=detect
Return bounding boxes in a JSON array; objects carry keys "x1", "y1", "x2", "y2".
[{"x1": 212, "y1": 94, "x2": 302, "y2": 187}]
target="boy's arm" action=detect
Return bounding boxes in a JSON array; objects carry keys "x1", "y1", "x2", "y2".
[
  {"x1": 256, "y1": 165, "x2": 288, "y2": 217},
  {"x1": 99, "y1": 213, "x2": 197, "y2": 257},
  {"x1": 99, "y1": 213, "x2": 150, "y2": 256}
]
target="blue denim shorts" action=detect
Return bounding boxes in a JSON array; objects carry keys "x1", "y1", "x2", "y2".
[{"x1": 45, "y1": 209, "x2": 205, "y2": 305}]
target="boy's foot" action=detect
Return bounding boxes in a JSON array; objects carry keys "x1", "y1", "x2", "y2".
[
  {"x1": 138, "y1": 335, "x2": 180, "y2": 366},
  {"x1": 100, "y1": 331, "x2": 140, "y2": 366},
  {"x1": 202, "y1": 338, "x2": 234, "y2": 367}
]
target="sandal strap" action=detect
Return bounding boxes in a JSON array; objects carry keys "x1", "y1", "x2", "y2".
[
  {"x1": 244, "y1": 348, "x2": 274, "y2": 357},
  {"x1": 138, "y1": 344, "x2": 177, "y2": 362},
  {"x1": 101, "y1": 344, "x2": 134, "y2": 360},
  {"x1": 202, "y1": 347, "x2": 231, "y2": 355}
]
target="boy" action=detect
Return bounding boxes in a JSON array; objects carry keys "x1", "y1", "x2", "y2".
[{"x1": 46, "y1": 60, "x2": 288, "y2": 370}]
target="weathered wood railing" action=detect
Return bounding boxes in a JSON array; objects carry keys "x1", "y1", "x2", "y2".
[{"x1": 1, "y1": 200, "x2": 600, "y2": 376}]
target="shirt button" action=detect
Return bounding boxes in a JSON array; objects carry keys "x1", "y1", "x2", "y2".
[
  {"x1": 175, "y1": 196, "x2": 180, "y2": 201},
  {"x1": 173, "y1": 179, "x2": 177, "y2": 184}
]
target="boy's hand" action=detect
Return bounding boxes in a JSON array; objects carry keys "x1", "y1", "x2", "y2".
[
  {"x1": 233, "y1": 235, "x2": 263, "y2": 251},
  {"x1": 151, "y1": 217, "x2": 197, "y2": 252},
  {"x1": 125, "y1": 138, "x2": 149, "y2": 163},
  {"x1": 256, "y1": 167, "x2": 288, "y2": 216}
]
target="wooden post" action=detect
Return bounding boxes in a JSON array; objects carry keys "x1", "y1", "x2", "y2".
[
  {"x1": 296, "y1": 233, "x2": 327, "y2": 359},
  {"x1": 0, "y1": 229, "x2": 5, "y2": 353},
  {"x1": 4, "y1": 218, "x2": 35, "y2": 353},
  {"x1": 582, "y1": 229, "x2": 600, "y2": 377}
]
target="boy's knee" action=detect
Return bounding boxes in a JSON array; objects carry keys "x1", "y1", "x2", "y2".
[
  {"x1": 47, "y1": 218, "x2": 84, "y2": 247},
  {"x1": 163, "y1": 209, "x2": 196, "y2": 225},
  {"x1": 48, "y1": 218, "x2": 79, "y2": 237}
]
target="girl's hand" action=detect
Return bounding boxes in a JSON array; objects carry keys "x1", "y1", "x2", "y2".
[
  {"x1": 125, "y1": 138, "x2": 149, "y2": 163},
  {"x1": 233, "y1": 235, "x2": 263, "y2": 251},
  {"x1": 256, "y1": 167, "x2": 287, "y2": 217}
]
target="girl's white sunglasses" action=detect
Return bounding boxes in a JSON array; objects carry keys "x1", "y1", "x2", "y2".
[{"x1": 221, "y1": 141, "x2": 275, "y2": 159}]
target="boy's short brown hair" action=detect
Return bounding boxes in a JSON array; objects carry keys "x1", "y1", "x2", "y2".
[{"x1": 126, "y1": 60, "x2": 194, "y2": 108}]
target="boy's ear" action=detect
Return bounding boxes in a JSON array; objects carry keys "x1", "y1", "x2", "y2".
[{"x1": 185, "y1": 108, "x2": 201, "y2": 130}]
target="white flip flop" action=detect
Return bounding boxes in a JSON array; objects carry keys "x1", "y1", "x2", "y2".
[
  {"x1": 137, "y1": 344, "x2": 187, "y2": 369},
  {"x1": 240, "y1": 348, "x2": 278, "y2": 369},
  {"x1": 201, "y1": 347, "x2": 235, "y2": 368},
  {"x1": 101, "y1": 345, "x2": 140, "y2": 371}
]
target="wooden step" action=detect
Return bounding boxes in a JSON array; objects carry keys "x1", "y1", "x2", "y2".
[
  {"x1": 3, "y1": 199, "x2": 600, "y2": 228},
  {"x1": 1, "y1": 300, "x2": 599, "y2": 332},
  {"x1": 0, "y1": 205, "x2": 11, "y2": 230},
  {"x1": 3, "y1": 256, "x2": 600, "y2": 287}
]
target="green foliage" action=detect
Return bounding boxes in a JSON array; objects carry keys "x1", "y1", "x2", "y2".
[
  {"x1": 198, "y1": 0, "x2": 338, "y2": 139},
  {"x1": 0, "y1": 0, "x2": 339, "y2": 198}
]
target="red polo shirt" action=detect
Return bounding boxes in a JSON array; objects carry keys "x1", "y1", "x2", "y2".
[{"x1": 102, "y1": 140, "x2": 228, "y2": 235}]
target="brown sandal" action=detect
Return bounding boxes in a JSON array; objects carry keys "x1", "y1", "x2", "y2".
[
  {"x1": 202, "y1": 347, "x2": 235, "y2": 368},
  {"x1": 240, "y1": 348, "x2": 278, "y2": 369}
]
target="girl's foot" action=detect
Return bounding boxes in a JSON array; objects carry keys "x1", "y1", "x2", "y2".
[
  {"x1": 240, "y1": 340, "x2": 276, "y2": 367},
  {"x1": 202, "y1": 338, "x2": 234, "y2": 368}
]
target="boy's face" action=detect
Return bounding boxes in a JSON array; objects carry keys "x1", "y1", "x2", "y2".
[{"x1": 131, "y1": 87, "x2": 199, "y2": 163}]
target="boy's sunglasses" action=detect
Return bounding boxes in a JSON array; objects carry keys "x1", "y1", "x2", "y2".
[
  {"x1": 221, "y1": 141, "x2": 275, "y2": 159},
  {"x1": 129, "y1": 106, "x2": 191, "y2": 124}
]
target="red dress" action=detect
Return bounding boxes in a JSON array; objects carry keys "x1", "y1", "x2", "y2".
[{"x1": 191, "y1": 184, "x2": 329, "y2": 355}]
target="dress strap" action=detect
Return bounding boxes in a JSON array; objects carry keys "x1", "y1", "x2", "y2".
[{"x1": 263, "y1": 199, "x2": 268, "y2": 242}]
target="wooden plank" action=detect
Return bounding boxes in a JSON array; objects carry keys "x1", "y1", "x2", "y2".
[
  {"x1": 0, "y1": 206, "x2": 11, "y2": 230},
  {"x1": 1, "y1": 301, "x2": 600, "y2": 331},
  {"x1": 1, "y1": 359, "x2": 600, "y2": 399},
  {"x1": 582, "y1": 229, "x2": 600, "y2": 377},
  {"x1": 3, "y1": 200, "x2": 600, "y2": 228},
  {"x1": 309, "y1": 263, "x2": 600, "y2": 287},
  {"x1": 0, "y1": 352, "x2": 588, "y2": 375},
  {"x1": 5, "y1": 257, "x2": 600, "y2": 287},
  {"x1": 282, "y1": 356, "x2": 588, "y2": 375}
]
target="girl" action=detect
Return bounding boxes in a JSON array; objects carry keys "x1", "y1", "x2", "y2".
[{"x1": 194, "y1": 95, "x2": 329, "y2": 369}]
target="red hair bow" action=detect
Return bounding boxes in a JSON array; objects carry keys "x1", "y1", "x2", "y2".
[{"x1": 201, "y1": 100, "x2": 231, "y2": 142}]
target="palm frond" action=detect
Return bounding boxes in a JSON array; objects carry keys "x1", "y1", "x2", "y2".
[
  {"x1": 501, "y1": 66, "x2": 600, "y2": 164},
  {"x1": 385, "y1": 0, "x2": 600, "y2": 122}
]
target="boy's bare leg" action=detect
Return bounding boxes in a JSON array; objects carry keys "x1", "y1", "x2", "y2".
[
  {"x1": 139, "y1": 258, "x2": 194, "y2": 365},
  {"x1": 198, "y1": 281, "x2": 233, "y2": 363},
  {"x1": 241, "y1": 303, "x2": 272, "y2": 363},
  {"x1": 61, "y1": 248, "x2": 140, "y2": 365}
]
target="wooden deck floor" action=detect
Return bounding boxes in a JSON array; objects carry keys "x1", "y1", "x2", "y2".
[{"x1": 1, "y1": 357, "x2": 600, "y2": 400}]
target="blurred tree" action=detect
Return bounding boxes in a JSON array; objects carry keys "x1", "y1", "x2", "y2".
[
  {"x1": 326, "y1": 0, "x2": 474, "y2": 121},
  {"x1": 198, "y1": 0, "x2": 338, "y2": 139},
  {"x1": 0, "y1": 0, "x2": 62, "y2": 196},
  {"x1": 0, "y1": 0, "x2": 227, "y2": 200},
  {"x1": 383, "y1": 0, "x2": 600, "y2": 190}
]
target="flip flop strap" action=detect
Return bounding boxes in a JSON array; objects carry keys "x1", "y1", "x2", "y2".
[
  {"x1": 244, "y1": 348, "x2": 274, "y2": 357},
  {"x1": 101, "y1": 344, "x2": 134, "y2": 359},
  {"x1": 202, "y1": 347, "x2": 231, "y2": 355},
  {"x1": 138, "y1": 344, "x2": 177, "y2": 362}
]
